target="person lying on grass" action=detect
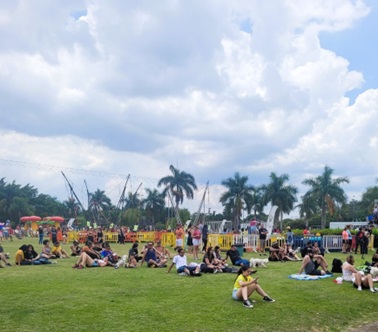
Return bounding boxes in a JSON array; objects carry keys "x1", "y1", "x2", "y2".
[
  {"x1": 299, "y1": 248, "x2": 331, "y2": 276},
  {"x1": 167, "y1": 247, "x2": 202, "y2": 276},
  {"x1": 232, "y1": 265, "x2": 275, "y2": 309},
  {"x1": 72, "y1": 252, "x2": 107, "y2": 269},
  {"x1": 342, "y1": 255, "x2": 377, "y2": 293}
]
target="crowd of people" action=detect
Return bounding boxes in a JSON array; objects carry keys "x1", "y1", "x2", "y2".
[{"x1": 1, "y1": 221, "x2": 377, "y2": 309}]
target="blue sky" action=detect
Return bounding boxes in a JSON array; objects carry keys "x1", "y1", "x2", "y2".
[
  {"x1": 0, "y1": 0, "x2": 378, "y2": 218},
  {"x1": 320, "y1": 0, "x2": 378, "y2": 103}
]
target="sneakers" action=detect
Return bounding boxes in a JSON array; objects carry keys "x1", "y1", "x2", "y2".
[
  {"x1": 179, "y1": 272, "x2": 188, "y2": 276},
  {"x1": 263, "y1": 296, "x2": 275, "y2": 302},
  {"x1": 243, "y1": 300, "x2": 254, "y2": 308},
  {"x1": 72, "y1": 264, "x2": 79, "y2": 268},
  {"x1": 325, "y1": 271, "x2": 332, "y2": 275},
  {"x1": 6, "y1": 263, "x2": 12, "y2": 266},
  {"x1": 213, "y1": 269, "x2": 218, "y2": 274},
  {"x1": 357, "y1": 286, "x2": 362, "y2": 291},
  {"x1": 77, "y1": 265, "x2": 84, "y2": 269},
  {"x1": 370, "y1": 288, "x2": 378, "y2": 293}
]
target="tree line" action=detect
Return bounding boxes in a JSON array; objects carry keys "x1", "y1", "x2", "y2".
[{"x1": 0, "y1": 165, "x2": 376, "y2": 229}]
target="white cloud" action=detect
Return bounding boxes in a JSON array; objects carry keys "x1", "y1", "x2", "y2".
[{"x1": 0, "y1": 0, "x2": 377, "y2": 219}]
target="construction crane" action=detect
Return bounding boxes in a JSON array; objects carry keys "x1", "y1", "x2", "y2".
[
  {"x1": 61, "y1": 171, "x2": 87, "y2": 220},
  {"x1": 193, "y1": 181, "x2": 209, "y2": 225},
  {"x1": 115, "y1": 175, "x2": 130, "y2": 224},
  {"x1": 167, "y1": 191, "x2": 182, "y2": 225}
]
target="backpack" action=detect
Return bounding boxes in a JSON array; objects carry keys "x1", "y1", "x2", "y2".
[{"x1": 331, "y1": 258, "x2": 343, "y2": 273}]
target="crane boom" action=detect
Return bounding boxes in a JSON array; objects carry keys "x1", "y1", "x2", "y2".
[{"x1": 193, "y1": 181, "x2": 209, "y2": 225}]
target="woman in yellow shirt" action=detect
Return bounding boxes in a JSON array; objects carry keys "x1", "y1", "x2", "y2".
[{"x1": 232, "y1": 266, "x2": 275, "y2": 308}]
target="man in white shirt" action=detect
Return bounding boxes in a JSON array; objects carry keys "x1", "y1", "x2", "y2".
[{"x1": 167, "y1": 248, "x2": 202, "y2": 276}]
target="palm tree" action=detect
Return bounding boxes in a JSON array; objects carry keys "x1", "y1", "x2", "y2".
[
  {"x1": 248, "y1": 187, "x2": 264, "y2": 220},
  {"x1": 302, "y1": 166, "x2": 349, "y2": 229},
  {"x1": 219, "y1": 172, "x2": 255, "y2": 230},
  {"x1": 157, "y1": 165, "x2": 197, "y2": 210},
  {"x1": 295, "y1": 193, "x2": 319, "y2": 227},
  {"x1": 260, "y1": 172, "x2": 298, "y2": 230},
  {"x1": 88, "y1": 189, "x2": 112, "y2": 224},
  {"x1": 142, "y1": 188, "x2": 165, "y2": 227}
]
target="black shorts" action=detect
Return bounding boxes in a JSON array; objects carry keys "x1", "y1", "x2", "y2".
[{"x1": 308, "y1": 269, "x2": 322, "y2": 276}]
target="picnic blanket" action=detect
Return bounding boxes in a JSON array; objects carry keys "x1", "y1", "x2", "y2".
[{"x1": 288, "y1": 273, "x2": 333, "y2": 281}]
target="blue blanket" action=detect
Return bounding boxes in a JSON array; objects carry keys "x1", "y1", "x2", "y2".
[{"x1": 288, "y1": 273, "x2": 333, "y2": 281}]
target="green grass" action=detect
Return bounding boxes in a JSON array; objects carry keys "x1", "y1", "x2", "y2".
[{"x1": 0, "y1": 238, "x2": 376, "y2": 332}]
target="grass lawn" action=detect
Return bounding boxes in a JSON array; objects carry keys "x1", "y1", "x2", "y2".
[{"x1": 0, "y1": 237, "x2": 376, "y2": 332}]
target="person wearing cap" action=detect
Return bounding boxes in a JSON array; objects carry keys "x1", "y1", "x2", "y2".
[{"x1": 299, "y1": 248, "x2": 331, "y2": 275}]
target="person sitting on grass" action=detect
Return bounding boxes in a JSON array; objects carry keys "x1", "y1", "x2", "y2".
[
  {"x1": 342, "y1": 255, "x2": 377, "y2": 292},
  {"x1": 202, "y1": 246, "x2": 223, "y2": 273},
  {"x1": 82, "y1": 241, "x2": 101, "y2": 259},
  {"x1": 128, "y1": 243, "x2": 143, "y2": 262},
  {"x1": 0, "y1": 245, "x2": 12, "y2": 267},
  {"x1": 72, "y1": 252, "x2": 108, "y2": 269},
  {"x1": 167, "y1": 247, "x2": 202, "y2": 276},
  {"x1": 232, "y1": 266, "x2": 275, "y2": 308},
  {"x1": 100, "y1": 243, "x2": 119, "y2": 267},
  {"x1": 70, "y1": 240, "x2": 82, "y2": 256},
  {"x1": 40, "y1": 239, "x2": 56, "y2": 259},
  {"x1": 155, "y1": 240, "x2": 172, "y2": 260},
  {"x1": 269, "y1": 242, "x2": 285, "y2": 261},
  {"x1": 51, "y1": 241, "x2": 69, "y2": 258},
  {"x1": 16, "y1": 244, "x2": 51, "y2": 265},
  {"x1": 140, "y1": 242, "x2": 167, "y2": 268},
  {"x1": 225, "y1": 244, "x2": 250, "y2": 267},
  {"x1": 299, "y1": 248, "x2": 331, "y2": 275}
]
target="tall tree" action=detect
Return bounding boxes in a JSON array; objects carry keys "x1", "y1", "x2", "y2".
[
  {"x1": 260, "y1": 172, "x2": 298, "y2": 230},
  {"x1": 295, "y1": 193, "x2": 319, "y2": 227},
  {"x1": 219, "y1": 172, "x2": 255, "y2": 230},
  {"x1": 88, "y1": 189, "x2": 112, "y2": 224},
  {"x1": 302, "y1": 166, "x2": 349, "y2": 229},
  {"x1": 157, "y1": 165, "x2": 197, "y2": 210},
  {"x1": 247, "y1": 187, "x2": 264, "y2": 220},
  {"x1": 142, "y1": 188, "x2": 165, "y2": 227}
]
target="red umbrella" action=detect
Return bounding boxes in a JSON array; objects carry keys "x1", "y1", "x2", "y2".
[
  {"x1": 20, "y1": 216, "x2": 41, "y2": 222},
  {"x1": 44, "y1": 216, "x2": 65, "y2": 222}
]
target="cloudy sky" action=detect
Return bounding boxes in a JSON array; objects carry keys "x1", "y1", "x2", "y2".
[{"x1": 1, "y1": 0, "x2": 378, "y2": 218}]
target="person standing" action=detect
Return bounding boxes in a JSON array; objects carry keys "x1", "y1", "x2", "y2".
[
  {"x1": 201, "y1": 224, "x2": 209, "y2": 253},
  {"x1": 186, "y1": 224, "x2": 193, "y2": 254},
  {"x1": 50, "y1": 226, "x2": 57, "y2": 244},
  {"x1": 175, "y1": 224, "x2": 184, "y2": 249},
  {"x1": 38, "y1": 226, "x2": 44, "y2": 245},
  {"x1": 258, "y1": 224, "x2": 268, "y2": 256},
  {"x1": 192, "y1": 225, "x2": 201, "y2": 260}
]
